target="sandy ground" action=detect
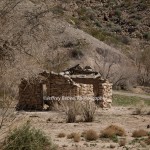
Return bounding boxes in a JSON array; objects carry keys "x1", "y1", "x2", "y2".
[{"x1": 1, "y1": 106, "x2": 150, "y2": 150}]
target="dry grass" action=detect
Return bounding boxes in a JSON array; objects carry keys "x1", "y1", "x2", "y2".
[
  {"x1": 132, "y1": 129, "x2": 148, "y2": 137},
  {"x1": 82, "y1": 101, "x2": 96, "y2": 122},
  {"x1": 57, "y1": 133, "x2": 66, "y2": 138},
  {"x1": 132, "y1": 101, "x2": 148, "y2": 115},
  {"x1": 100, "y1": 125, "x2": 126, "y2": 138},
  {"x1": 63, "y1": 101, "x2": 82, "y2": 123},
  {"x1": 67, "y1": 133, "x2": 77, "y2": 139},
  {"x1": 67, "y1": 132, "x2": 80, "y2": 142},
  {"x1": 81, "y1": 131, "x2": 87, "y2": 137},
  {"x1": 145, "y1": 136, "x2": 150, "y2": 145},
  {"x1": 73, "y1": 133, "x2": 81, "y2": 142},
  {"x1": 132, "y1": 108, "x2": 142, "y2": 115},
  {"x1": 84, "y1": 129, "x2": 99, "y2": 141},
  {"x1": 119, "y1": 138, "x2": 126, "y2": 147},
  {"x1": 66, "y1": 108, "x2": 76, "y2": 123}
]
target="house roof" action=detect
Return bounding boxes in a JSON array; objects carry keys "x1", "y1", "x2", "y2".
[
  {"x1": 62, "y1": 64, "x2": 100, "y2": 76},
  {"x1": 39, "y1": 64, "x2": 104, "y2": 82}
]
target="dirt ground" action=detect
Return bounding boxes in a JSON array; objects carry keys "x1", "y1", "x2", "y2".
[{"x1": 1, "y1": 106, "x2": 149, "y2": 150}]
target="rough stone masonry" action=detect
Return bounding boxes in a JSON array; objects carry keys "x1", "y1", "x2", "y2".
[{"x1": 17, "y1": 64, "x2": 112, "y2": 110}]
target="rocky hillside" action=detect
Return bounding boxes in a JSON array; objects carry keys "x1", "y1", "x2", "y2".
[
  {"x1": 0, "y1": 0, "x2": 149, "y2": 89},
  {"x1": 56, "y1": 0, "x2": 150, "y2": 53}
]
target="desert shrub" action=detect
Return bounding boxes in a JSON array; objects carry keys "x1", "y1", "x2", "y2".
[
  {"x1": 130, "y1": 20, "x2": 139, "y2": 27},
  {"x1": 95, "y1": 20, "x2": 101, "y2": 27},
  {"x1": 100, "y1": 125, "x2": 126, "y2": 138},
  {"x1": 82, "y1": 101, "x2": 96, "y2": 122},
  {"x1": 73, "y1": 133, "x2": 80, "y2": 142},
  {"x1": 2, "y1": 123, "x2": 57, "y2": 150},
  {"x1": 67, "y1": 133, "x2": 77, "y2": 139},
  {"x1": 81, "y1": 131, "x2": 86, "y2": 137},
  {"x1": 77, "y1": 7, "x2": 87, "y2": 16},
  {"x1": 145, "y1": 136, "x2": 150, "y2": 145},
  {"x1": 64, "y1": 100, "x2": 96, "y2": 123},
  {"x1": 63, "y1": 101, "x2": 82, "y2": 123},
  {"x1": 132, "y1": 129, "x2": 148, "y2": 137},
  {"x1": 111, "y1": 25, "x2": 122, "y2": 33},
  {"x1": 138, "y1": 3, "x2": 148, "y2": 11},
  {"x1": 84, "y1": 129, "x2": 99, "y2": 141},
  {"x1": 66, "y1": 108, "x2": 76, "y2": 123},
  {"x1": 132, "y1": 100, "x2": 146, "y2": 115},
  {"x1": 114, "y1": 9, "x2": 121, "y2": 18},
  {"x1": 57, "y1": 133, "x2": 66, "y2": 138},
  {"x1": 51, "y1": 5, "x2": 64, "y2": 15},
  {"x1": 111, "y1": 135, "x2": 119, "y2": 143},
  {"x1": 71, "y1": 49, "x2": 83, "y2": 59},
  {"x1": 143, "y1": 32, "x2": 150, "y2": 40},
  {"x1": 120, "y1": 36, "x2": 130, "y2": 45},
  {"x1": 67, "y1": 132, "x2": 80, "y2": 142},
  {"x1": 132, "y1": 108, "x2": 142, "y2": 115},
  {"x1": 119, "y1": 138, "x2": 126, "y2": 146}
]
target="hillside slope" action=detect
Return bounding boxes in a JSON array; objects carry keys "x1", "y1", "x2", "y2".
[
  {"x1": 0, "y1": 0, "x2": 146, "y2": 89},
  {"x1": 57, "y1": 0, "x2": 150, "y2": 53}
]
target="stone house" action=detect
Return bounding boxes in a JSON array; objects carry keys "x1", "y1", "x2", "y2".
[{"x1": 17, "y1": 64, "x2": 112, "y2": 110}]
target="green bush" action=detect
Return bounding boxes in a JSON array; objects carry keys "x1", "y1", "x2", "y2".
[
  {"x1": 111, "y1": 25, "x2": 122, "y2": 33},
  {"x1": 143, "y1": 32, "x2": 150, "y2": 40},
  {"x1": 51, "y1": 5, "x2": 64, "y2": 15},
  {"x1": 114, "y1": 10, "x2": 122, "y2": 18},
  {"x1": 3, "y1": 122, "x2": 57, "y2": 150},
  {"x1": 120, "y1": 36, "x2": 130, "y2": 45}
]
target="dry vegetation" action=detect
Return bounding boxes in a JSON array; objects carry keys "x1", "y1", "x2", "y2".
[
  {"x1": 1, "y1": 122, "x2": 57, "y2": 150},
  {"x1": 57, "y1": 133, "x2": 66, "y2": 138},
  {"x1": 100, "y1": 125, "x2": 126, "y2": 138},
  {"x1": 0, "y1": 101, "x2": 150, "y2": 149},
  {"x1": 145, "y1": 136, "x2": 150, "y2": 145},
  {"x1": 132, "y1": 129, "x2": 148, "y2": 138},
  {"x1": 84, "y1": 129, "x2": 99, "y2": 141},
  {"x1": 82, "y1": 101, "x2": 96, "y2": 122},
  {"x1": 67, "y1": 133, "x2": 77, "y2": 139},
  {"x1": 73, "y1": 133, "x2": 80, "y2": 142},
  {"x1": 64, "y1": 101, "x2": 96, "y2": 123},
  {"x1": 119, "y1": 138, "x2": 126, "y2": 147}
]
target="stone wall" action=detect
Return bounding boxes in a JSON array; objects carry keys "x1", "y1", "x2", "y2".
[
  {"x1": 17, "y1": 78, "x2": 43, "y2": 110},
  {"x1": 46, "y1": 73, "x2": 79, "y2": 97},
  {"x1": 98, "y1": 81, "x2": 112, "y2": 108},
  {"x1": 17, "y1": 72, "x2": 113, "y2": 110},
  {"x1": 78, "y1": 84, "x2": 93, "y2": 96},
  {"x1": 71, "y1": 77, "x2": 112, "y2": 107}
]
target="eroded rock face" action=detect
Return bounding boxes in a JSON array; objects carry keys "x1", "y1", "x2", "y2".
[{"x1": 17, "y1": 65, "x2": 112, "y2": 110}]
